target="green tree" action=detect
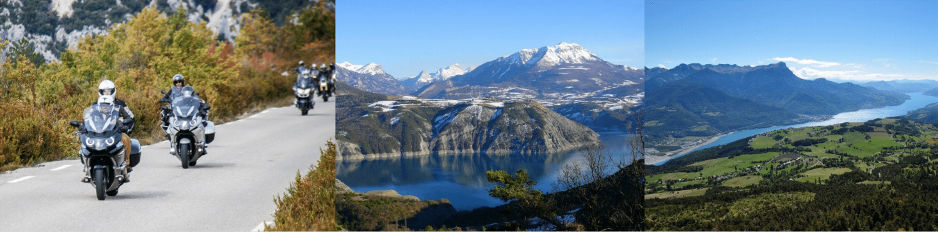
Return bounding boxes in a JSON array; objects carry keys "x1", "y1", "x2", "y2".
[
  {"x1": 8, "y1": 39, "x2": 46, "y2": 67},
  {"x1": 486, "y1": 169, "x2": 565, "y2": 229}
]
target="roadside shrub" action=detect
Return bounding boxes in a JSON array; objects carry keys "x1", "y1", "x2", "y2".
[{"x1": 269, "y1": 141, "x2": 337, "y2": 231}]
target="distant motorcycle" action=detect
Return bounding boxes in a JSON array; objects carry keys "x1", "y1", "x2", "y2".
[
  {"x1": 69, "y1": 101, "x2": 141, "y2": 200},
  {"x1": 294, "y1": 69, "x2": 315, "y2": 115},
  {"x1": 165, "y1": 86, "x2": 215, "y2": 168},
  {"x1": 317, "y1": 67, "x2": 335, "y2": 102}
]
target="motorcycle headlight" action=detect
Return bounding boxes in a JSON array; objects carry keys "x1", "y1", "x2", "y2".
[
  {"x1": 105, "y1": 136, "x2": 115, "y2": 146},
  {"x1": 191, "y1": 117, "x2": 200, "y2": 127},
  {"x1": 174, "y1": 118, "x2": 189, "y2": 129},
  {"x1": 85, "y1": 137, "x2": 94, "y2": 146}
]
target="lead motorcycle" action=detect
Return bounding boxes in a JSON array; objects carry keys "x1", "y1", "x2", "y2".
[
  {"x1": 165, "y1": 86, "x2": 215, "y2": 169},
  {"x1": 317, "y1": 67, "x2": 335, "y2": 102},
  {"x1": 294, "y1": 69, "x2": 315, "y2": 115},
  {"x1": 69, "y1": 98, "x2": 141, "y2": 200}
]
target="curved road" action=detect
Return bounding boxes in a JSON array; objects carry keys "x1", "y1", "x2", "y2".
[{"x1": 0, "y1": 100, "x2": 334, "y2": 231}]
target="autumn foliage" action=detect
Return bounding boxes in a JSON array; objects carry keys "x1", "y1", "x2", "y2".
[{"x1": 0, "y1": 4, "x2": 334, "y2": 172}]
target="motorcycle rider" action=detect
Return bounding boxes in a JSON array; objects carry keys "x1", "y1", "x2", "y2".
[
  {"x1": 159, "y1": 74, "x2": 210, "y2": 129},
  {"x1": 296, "y1": 60, "x2": 306, "y2": 74},
  {"x1": 294, "y1": 64, "x2": 314, "y2": 91},
  {"x1": 86, "y1": 80, "x2": 136, "y2": 178}
]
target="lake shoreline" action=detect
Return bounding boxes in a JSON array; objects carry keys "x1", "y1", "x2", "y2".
[
  {"x1": 645, "y1": 133, "x2": 729, "y2": 165},
  {"x1": 646, "y1": 92, "x2": 938, "y2": 166}
]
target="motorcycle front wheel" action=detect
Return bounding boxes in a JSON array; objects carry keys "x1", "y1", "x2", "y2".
[
  {"x1": 179, "y1": 144, "x2": 190, "y2": 169},
  {"x1": 93, "y1": 169, "x2": 106, "y2": 200}
]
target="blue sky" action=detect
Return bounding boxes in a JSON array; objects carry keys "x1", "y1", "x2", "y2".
[
  {"x1": 647, "y1": 0, "x2": 938, "y2": 82},
  {"x1": 337, "y1": 0, "x2": 644, "y2": 78}
]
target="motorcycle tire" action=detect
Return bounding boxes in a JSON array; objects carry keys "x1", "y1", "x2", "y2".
[
  {"x1": 93, "y1": 169, "x2": 106, "y2": 200},
  {"x1": 323, "y1": 95, "x2": 329, "y2": 102},
  {"x1": 107, "y1": 189, "x2": 118, "y2": 196},
  {"x1": 179, "y1": 145, "x2": 190, "y2": 169},
  {"x1": 301, "y1": 108, "x2": 308, "y2": 115}
]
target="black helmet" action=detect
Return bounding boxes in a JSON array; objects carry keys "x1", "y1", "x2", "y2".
[
  {"x1": 173, "y1": 74, "x2": 185, "y2": 86},
  {"x1": 329, "y1": 62, "x2": 335, "y2": 70}
]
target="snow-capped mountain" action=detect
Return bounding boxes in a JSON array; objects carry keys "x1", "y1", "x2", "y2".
[
  {"x1": 416, "y1": 42, "x2": 643, "y2": 103},
  {"x1": 0, "y1": 0, "x2": 323, "y2": 62},
  {"x1": 407, "y1": 42, "x2": 644, "y2": 132},
  {"x1": 435, "y1": 63, "x2": 471, "y2": 79},
  {"x1": 336, "y1": 62, "x2": 410, "y2": 95},
  {"x1": 340, "y1": 43, "x2": 643, "y2": 133},
  {"x1": 502, "y1": 42, "x2": 600, "y2": 70},
  {"x1": 339, "y1": 62, "x2": 388, "y2": 75},
  {"x1": 401, "y1": 63, "x2": 472, "y2": 90}
]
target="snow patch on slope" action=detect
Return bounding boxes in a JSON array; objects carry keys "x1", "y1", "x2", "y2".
[
  {"x1": 51, "y1": 0, "x2": 75, "y2": 18},
  {"x1": 339, "y1": 62, "x2": 388, "y2": 75},
  {"x1": 501, "y1": 42, "x2": 598, "y2": 68}
]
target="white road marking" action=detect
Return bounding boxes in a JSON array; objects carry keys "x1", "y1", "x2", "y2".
[
  {"x1": 7, "y1": 176, "x2": 35, "y2": 183},
  {"x1": 50, "y1": 165, "x2": 72, "y2": 171},
  {"x1": 251, "y1": 221, "x2": 274, "y2": 232}
]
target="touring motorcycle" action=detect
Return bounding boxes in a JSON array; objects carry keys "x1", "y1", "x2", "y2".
[
  {"x1": 317, "y1": 67, "x2": 335, "y2": 102},
  {"x1": 294, "y1": 69, "x2": 315, "y2": 115},
  {"x1": 165, "y1": 86, "x2": 215, "y2": 168},
  {"x1": 69, "y1": 99, "x2": 141, "y2": 200}
]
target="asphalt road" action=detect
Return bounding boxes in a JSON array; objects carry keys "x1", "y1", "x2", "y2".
[{"x1": 0, "y1": 99, "x2": 334, "y2": 231}]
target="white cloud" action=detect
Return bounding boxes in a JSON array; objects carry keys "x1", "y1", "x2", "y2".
[
  {"x1": 772, "y1": 57, "x2": 840, "y2": 68},
  {"x1": 788, "y1": 66, "x2": 926, "y2": 81},
  {"x1": 774, "y1": 57, "x2": 933, "y2": 81},
  {"x1": 918, "y1": 60, "x2": 938, "y2": 65}
]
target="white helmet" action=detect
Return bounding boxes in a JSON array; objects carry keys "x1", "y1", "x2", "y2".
[
  {"x1": 98, "y1": 80, "x2": 116, "y2": 98},
  {"x1": 97, "y1": 95, "x2": 115, "y2": 113}
]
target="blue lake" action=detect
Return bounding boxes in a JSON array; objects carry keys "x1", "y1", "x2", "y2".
[
  {"x1": 336, "y1": 133, "x2": 637, "y2": 210},
  {"x1": 654, "y1": 92, "x2": 938, "y2": 165}
]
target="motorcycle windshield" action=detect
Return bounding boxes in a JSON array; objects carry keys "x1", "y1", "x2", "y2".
[
  {"x1": 169, "y1": 86, "x2": 186, "y2": 101},
  {"x1": 297, "y1": 78, "x2": 311, "y2": 89},
  {"x1": 172, "y1": 97, "x2": 201, "y2": 118},
  {"x1": 83, "y1": 104, "x2": 120, "y2": 134}
]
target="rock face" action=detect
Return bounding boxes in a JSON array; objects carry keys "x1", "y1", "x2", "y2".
[
  {"x1": 429, "y1": 102, "x2": 600, "y2": 155},
  {"x1": 336, "y1": 83, "x2": 601, "y2": 160},
  {"x1": 0, "y1": 0, "x2": 324, "y2": 62}
]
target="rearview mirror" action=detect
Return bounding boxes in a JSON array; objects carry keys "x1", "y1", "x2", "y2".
[
  {"x1": 161, "y1": 90, "x2": 166, "y2": 94},
  {"x1": 69, "y1": 120, "x2": 80, "y2": 128}
]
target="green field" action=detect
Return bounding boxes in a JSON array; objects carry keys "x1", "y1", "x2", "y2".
[
  {"x1": 794, "y1": 167, "x2": 851, "y2": 183},
  {"x1": 646, "y1": 118, "x2": 938, "y2": 230},
  {"x1": 645, "y1": 188, "x2": 708, "y2": 199},
  {"x1": 722, "y1": 175, "x2": 763, "y2": 187},
  {"x1": 648, "y1": 119, "x2": 930, "y2": 194}
]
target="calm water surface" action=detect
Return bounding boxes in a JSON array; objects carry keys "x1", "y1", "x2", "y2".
[{"x1": 337, "y1": 133, "x2": 637, "y2": 210}]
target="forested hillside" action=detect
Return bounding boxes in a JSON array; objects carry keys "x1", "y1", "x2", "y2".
[{"x1": 645, "y1": 118, "x2": 938, "y2": 230}]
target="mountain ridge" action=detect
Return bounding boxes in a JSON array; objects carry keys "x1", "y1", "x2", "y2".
[{"x1": 335, "y1": 82, "x2": 601, "y2": 160}]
